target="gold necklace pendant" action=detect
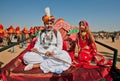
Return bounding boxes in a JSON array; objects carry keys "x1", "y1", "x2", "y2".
[{"x1": 44, "y1": 31, "x2": 53, "y2": 43}]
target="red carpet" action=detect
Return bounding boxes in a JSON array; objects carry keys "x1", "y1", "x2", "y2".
[{"x1": 1, "y1": 40, "x2": 113, "y2": 81}]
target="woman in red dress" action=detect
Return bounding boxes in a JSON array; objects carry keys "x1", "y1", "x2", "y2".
[
  {"x1": 76, "y1": 20, "x2": 97, "y2": 67},
  {"x1": 76, "y1": 20, "x2": 112, "y2": 68}
]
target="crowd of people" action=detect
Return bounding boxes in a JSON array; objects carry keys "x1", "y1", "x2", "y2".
[
  {"x1": 0, "y1": 23, "x2": 44, "y2": 49},
  {"x1": 93, "y1": 31, "x2": 120, "y2": 43}
]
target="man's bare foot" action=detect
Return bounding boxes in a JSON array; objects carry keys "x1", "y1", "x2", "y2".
[{"x1": 24, "y1": 64, "x2": 33, "y2": 71}]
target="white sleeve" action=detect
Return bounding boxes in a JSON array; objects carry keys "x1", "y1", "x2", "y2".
[
  {"x1": 34, "y1": 31, "x2": 45, "y2": 53},
  {"x1": 56, "y1": 31, "x2": 63, "y2": 50}
]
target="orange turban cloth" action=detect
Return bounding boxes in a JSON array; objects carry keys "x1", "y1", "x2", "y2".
[
  {"x1": 15, "y1": 26, "x2": 20, "y2": 31},
  {"x1": 42, "y1": 7, "x2": 55, "y2": 23},
  {"x1": 30, "y1": 27, "x2": 34, "y2": 34},
  {"x1": 23, "y1": 27, "x2": 28, "y2": 34},
  {"x1": 42, "y1": 15, "x2": 55, "y2": 23},
  {"x1": 0, "y1": 29, "x2": 3, "y2": 33},
  {"x1": 3, "y1": 29, "x2": 7, "y2": 36},
  {"x1": 15, "y1": 26, "x2": 21, "y2": 35},
  {"x1": 9, "y1": 29, "x2": 14, "y2": 34},
  {"x1": 0, "y1": 23, "x2": 3, "y2": 30}
]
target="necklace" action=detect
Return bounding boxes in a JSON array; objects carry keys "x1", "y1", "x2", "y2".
[{"x1": 43, "y1": 31, "x2": 53, "y2": 45}]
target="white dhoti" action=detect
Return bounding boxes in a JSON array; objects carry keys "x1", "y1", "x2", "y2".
[{"x1": 23, "y1": 50, "x2": 71, "y2": 73}]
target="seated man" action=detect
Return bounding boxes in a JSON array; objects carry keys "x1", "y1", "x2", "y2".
[{"x1": 23, "y1": 7, "x2": 72, "y2": 73}]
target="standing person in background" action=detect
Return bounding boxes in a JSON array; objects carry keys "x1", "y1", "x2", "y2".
[
  {"x1": 23, "y1": 7, "x2": 72, "y2": 73},
  {"x1": 0, "y1": 24, "x2": 7, "y2": 46},
  {"x1": 10, "y1": 32, "x2": 18, "y2": 53},
  {"x1": 20, "y1": 31, "x2": 26, "y2": 48},
  {"x1": 15, "y1": 26, "x2": 21, "y2": 48},
  {"x1": 111, "y1": 34, "x2": 115, "y2": 43},
  {"x1": 21, "y1": 27, "x2": 29, "y2": 48},
  {"x1": 0, "y1": 24, "x2": 4, "y2": 46},
  {"x1": 29, "y1": 27, "x2": 35, "y2": 42}
]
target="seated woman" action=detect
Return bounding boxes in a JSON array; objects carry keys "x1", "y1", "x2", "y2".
[{"x1": 76, "y1": 20, "x2": 112, "y2": 68}]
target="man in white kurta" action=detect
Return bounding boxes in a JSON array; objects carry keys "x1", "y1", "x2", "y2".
[{"x1": 23, "y1": 11, "x2": 72, "y2": 73}]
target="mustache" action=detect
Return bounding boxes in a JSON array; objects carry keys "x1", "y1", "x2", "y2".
[
  {"x1": 45, "y1": 26, "x2": 53, "y2": 30},
  {"x1": 46, "y1": 26, "x2": 53, "y2": 28}
]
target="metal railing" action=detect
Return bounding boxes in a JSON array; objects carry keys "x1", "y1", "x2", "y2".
[
  {"x1": 95, "y1": 40, "x2": 120, "y2": 81},
  {"x1": 0, "y1": 36, "x2": 35, "y2": 52}
]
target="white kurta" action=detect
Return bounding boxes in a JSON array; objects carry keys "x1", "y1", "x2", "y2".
[{"x1": 23, "y1": 30, "x2": 72, "y2": 73}]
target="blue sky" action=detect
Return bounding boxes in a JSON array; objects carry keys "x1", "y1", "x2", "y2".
[{"x1": 0, "y1": 0, "x2": 120, "y2": 32}]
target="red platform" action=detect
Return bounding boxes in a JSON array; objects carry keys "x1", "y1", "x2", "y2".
[{"x1": 1, "y1": 39, "x2": 113, "y2": 81}]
